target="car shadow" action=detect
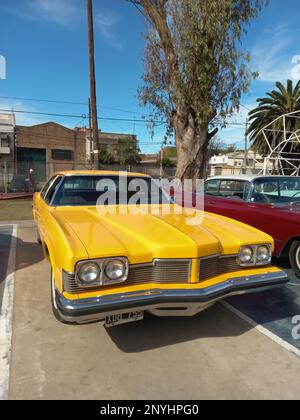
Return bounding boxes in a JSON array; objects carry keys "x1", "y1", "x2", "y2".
[
  {"x1": 107, "y1": 258, "x2": 300, "y2": 353},
  {"x1": 15, "y1": 238, "x2": 44, "y2": 273},
  {"x1": 106, "y1": 303, "x2": 252, "y2": 353},
  {"x1": 0, "y1": 233, "x2": 44, "y2": 281}
]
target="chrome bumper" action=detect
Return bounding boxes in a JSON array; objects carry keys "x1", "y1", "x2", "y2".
[{"x1": 55, "y1": 271, "x2": 289, "y2": 324}]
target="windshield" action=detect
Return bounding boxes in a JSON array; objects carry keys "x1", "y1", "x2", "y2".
[
  {"x1": 251, "y1": 178, "x2": 300, "y2": 204},
  {"x1": 52, "y1": 175, "x2": 173, "y2": 207}
]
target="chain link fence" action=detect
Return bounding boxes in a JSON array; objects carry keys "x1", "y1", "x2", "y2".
[{"x1": 0, "y1": 160, "x2": 176, "y2": 193}]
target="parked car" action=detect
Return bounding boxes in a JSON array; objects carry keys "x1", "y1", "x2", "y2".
[
  {"x1": 8, "y1": 175, "x2": 31, "y2": 193},
  {"x1": 203, "y1": 175, "x2": 300, "y2": 278},
  {"x1": 33, "y1": 171, "x2": 288, "y2": 327}
]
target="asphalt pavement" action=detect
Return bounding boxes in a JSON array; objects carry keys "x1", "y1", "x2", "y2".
[
  {"x1": 226, "y1": 263, "x2": 300, "y2": 352},
  {"x1": 1, "y1": 222, "x2": 300, "y2": 399},
  {"x1": 0, "y1": 225, "x2": 13, "y2": 310}
]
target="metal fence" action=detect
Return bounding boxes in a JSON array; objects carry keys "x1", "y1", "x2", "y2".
[{"x1": 0, "y1": 161, "x2": 176, "y2": 193}]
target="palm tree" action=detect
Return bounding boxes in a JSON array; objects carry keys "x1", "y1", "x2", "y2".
[{"x1": 248, "y1": 80, "x2": 300, "y2": 156}]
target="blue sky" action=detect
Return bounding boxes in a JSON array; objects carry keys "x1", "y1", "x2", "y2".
[{"x1": 0, "y1": 0, "x2": 300, "y2": 154}]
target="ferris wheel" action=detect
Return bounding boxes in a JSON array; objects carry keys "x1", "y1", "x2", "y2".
[{"x1": 253, "y1": 110, "x2": 300, "y2": 176}]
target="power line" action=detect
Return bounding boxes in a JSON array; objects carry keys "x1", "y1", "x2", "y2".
[
  {"x1": 0, "y1": 96, "x2": 87, "y2": 106},
  {"x1": 0, "y1": 95, "x2": 153, "y2": 118},
  {"x1": 240, "y1": 104, "x2": 252, "y2": 112},
  {"x1": 0, "y1": 108, "x2": 166, "y2": 125},
  {"x1": 1, "y1": 108, "x2": 246, "y2": 127}
]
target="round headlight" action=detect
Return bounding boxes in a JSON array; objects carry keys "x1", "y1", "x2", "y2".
[
  {"x1": 105, "y1": 259, "x2": 126, "y2": 281},
  {"x1": 239, "y1": 247, "x2": 254, "y2": 264},
  {"x1": 78, "y1": 262, "x2": 100, "y2": 284},
  {"x1": 256, "y1": 245, "x2": 271, "y2": 263}
]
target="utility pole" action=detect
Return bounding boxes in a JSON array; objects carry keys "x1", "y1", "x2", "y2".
[
  {"x1": 242, "y1": 118, "x2": 249, "y2": 174},
  {"x1": 160, "y1": 147, "x2": 164, "y2": 179},
  {"x1": 88, "y1": 98, "x2": 94, "y2": 169},
  {"x1": 87, "y1": 0, "x2": 100, "y2": 169}
]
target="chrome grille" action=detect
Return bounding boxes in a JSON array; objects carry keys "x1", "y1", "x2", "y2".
[
  {"x1": 199, "y1": 255, "x2": 241, "y2": 281},
  {"x1": 128, "y1": 259, "x2": 191, "y2": 285},
  {"x1": 63, "y1": 259, "x2": 192, "y2": 294}
]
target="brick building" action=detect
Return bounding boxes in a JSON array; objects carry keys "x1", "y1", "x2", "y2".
[
  {"x1": 14, "y1": 121, "x2": 138, "y2": 186},
  {"x1": 15, "y1": 122, "x2": 87, "y2": 184}
]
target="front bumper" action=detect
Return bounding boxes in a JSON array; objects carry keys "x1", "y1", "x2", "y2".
[{"x1": 55, "y1": 270, "x2": 289, "y2": 324}]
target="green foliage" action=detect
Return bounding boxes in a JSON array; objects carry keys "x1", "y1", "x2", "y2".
[
  {"x1": 157, "y1": 156, "x2": 176, "y2": 167},
  {"x1": 163, "y1": 147, "x2": 177, "y2": 158},
  {"x1": 248, "y1": 79, "x2": 300, "y2": 154},
  {"x1": 227, "y1": 144, "x2": 238, "y2": 153},
  {"x1": 136, "y1": 0, "x2": 266, "y2": 127},
  {"x1": 208, "y1": 135, "x2": 227, "y2": 155},
  {"x1": 115, "y1": 139, "x2": 141, "y2": 165},
  {"x1": 99, "y1": 149, "x2": 116, "y2": 164}
]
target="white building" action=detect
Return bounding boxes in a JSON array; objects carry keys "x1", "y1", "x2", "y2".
[
  {"x1": 0, "y1": 113, "x2": 16, "y2": 191},
  {"x1": 209, "y1": 151, "x2": 272, "y2": 176}
]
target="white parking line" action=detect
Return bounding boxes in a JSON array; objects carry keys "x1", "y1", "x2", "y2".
[
  {"x1": 0, "y1": 225, "x2": 17, "y2": 401},
  {"x1": 221, "y1": 300, "x2": 300, "y2": 359}
]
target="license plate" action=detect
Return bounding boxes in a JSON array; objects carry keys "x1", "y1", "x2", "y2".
[{"x1": 105, "y1": 311, "x2": 144, "y2": 328}]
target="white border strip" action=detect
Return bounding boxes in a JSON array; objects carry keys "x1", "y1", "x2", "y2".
[
  {"x1": 221, "y1": 300, "x2": 300, "y2": 359},
  {"x1": 0, "y1": 225, "x2": 17, "y2": 400}
]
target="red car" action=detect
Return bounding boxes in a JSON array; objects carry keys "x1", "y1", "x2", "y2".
[{"x1": 201, "y1": 175, "x2": 300, "y2": 278}]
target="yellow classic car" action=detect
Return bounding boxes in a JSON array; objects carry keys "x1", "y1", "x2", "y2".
[{"x1": 33, "y1": 171, "x2": 288, "y2": 327}]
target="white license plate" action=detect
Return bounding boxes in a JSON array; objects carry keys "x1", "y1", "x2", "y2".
[{"x1": 105, "y1": 311, "x2": 144, "y2": 328}]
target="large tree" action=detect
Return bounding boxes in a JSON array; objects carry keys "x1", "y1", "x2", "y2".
[
  {"x1": 248, "y1": 79, "x2": 300, "y2": 155},
  {"x1": 115, "y1": 139, "x2": 141, "y2": 165},
  {"x1": 129, "y1": 0, "x2": 266, "y2": 181}
]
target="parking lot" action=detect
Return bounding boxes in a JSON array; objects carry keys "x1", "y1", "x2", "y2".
[{"x1": 0, "y1": 222, "x2": 300, "y2": 400}]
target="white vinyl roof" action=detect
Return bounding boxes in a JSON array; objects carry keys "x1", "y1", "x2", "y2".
[{"x1": 207, "y1": 174, "x2": 300, "y2": 182}]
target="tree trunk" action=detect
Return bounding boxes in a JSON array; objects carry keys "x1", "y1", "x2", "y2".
[{"x1": 174, "y1": 112, "x2": 214, "y2": 183}]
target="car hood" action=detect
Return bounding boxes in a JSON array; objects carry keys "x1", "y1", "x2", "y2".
[{"x1": 53, "y1": 205, "x2": 272, "y2": 263}]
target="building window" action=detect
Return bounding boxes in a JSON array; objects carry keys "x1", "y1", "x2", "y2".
[
  {"x1": 0, "y1": 136, "x2": 10, "y2": 148},
  {"x1": 51, "y1": 149, "x2": 73, "y2": 161}
]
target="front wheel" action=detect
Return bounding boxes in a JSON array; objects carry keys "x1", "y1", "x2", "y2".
[{"x1": 289, "y1": 241, "x2": 300, "y2": 279}]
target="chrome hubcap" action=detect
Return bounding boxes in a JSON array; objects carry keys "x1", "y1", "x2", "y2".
[{"x1": 295, "y1": 246, "x2": 300, "y2": 269}]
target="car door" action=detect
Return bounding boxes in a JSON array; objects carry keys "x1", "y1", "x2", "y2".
[
  {"x1": 204, "y1": 179, "x2": 252, "y2": 221},
  {"x1": 204, "y1": 179, "x2": 283, "y2": 255},
  {"x1": 36, "y1": 176, "x2": 63, "y2": 242}
]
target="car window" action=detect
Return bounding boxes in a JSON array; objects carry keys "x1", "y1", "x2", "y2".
[
  {"x1": 251, "y1": 178, "x2": 300, "y2": 204},
  {"x1": 40, "y1": 177, "x2": 56, "y2": 199},
  {"x1": 279, "y1": 180, "x2": 300, "y2": 197},
  {"x1": 44, "y1": 176, "x2": 63, "y2": 204},
  {"x1": 63, "y1": 177, "x2": 96, "y2": 190},
  {"x1": 219, "y1": 180, "x2": 248, "y2": 200},
  {"x1": 204, "y1": 179, "x2": 220, "y2": 196},
  {"x1": 52, "y1": 176, "x2": 173, "y2": 206}
]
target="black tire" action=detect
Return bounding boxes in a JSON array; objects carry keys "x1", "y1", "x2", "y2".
[
  {"x1": 289, "y1": 241, "x2": 300, "y2": 279},
  {"x1": 37, "y1": 229, "x2": 42, "y2": 244},
  {"x1": 50, "y1": 270, "x2": 75, "y2": 325}
]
